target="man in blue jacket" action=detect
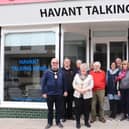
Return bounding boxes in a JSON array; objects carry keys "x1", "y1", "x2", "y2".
[{"x1": 41, "y1": 58, "x2": 68, "y2": 129}]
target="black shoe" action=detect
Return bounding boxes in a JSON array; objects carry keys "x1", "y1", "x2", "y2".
[
  {"x1": 120, "y1": 116, "x2": 127, "y2": 121},
  {"x1": 76, "y1": 123, "x2": 80, "y2": 129},
  {"x1": 44, "y1": 124, "x2": 52, "y2": 129},
  {"x1": 127, "y1": 116, "x2": 129, "y2": 121},
  {"x1": 62, "y1": 119, "x2": 66, "y2": 122},
  {"x1": 90, "y1": 119, "x2": 96, "y2": 123},
  {"x1": 110, "y1": 114, "x2": 116, "y2": 119},
  {"x1": 85, "y1": 122, "x2": 91, "y2": 128},
  {"x1": 57, "y1": 123, "x2": 63, "y2": 128}
]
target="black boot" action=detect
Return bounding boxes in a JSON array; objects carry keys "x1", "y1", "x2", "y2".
[
  {"x1": 84, "y1": 117, "x2": 91, "y2": 127},
  {"x1": 109, "y1": 100, "x2": 114, "y2": 118},
  {"x1": 85, "y1": 122, "x2": 91, "y2": 128},
  {"x1": 111, "y1": 100, "x2": 117, "y2": 118},
  {"x1": 76, "y1": 122, "x2": 80, "y2": 129},
  {"x1": 120, "y1": 114, "x2": 127, "y2": 121}
]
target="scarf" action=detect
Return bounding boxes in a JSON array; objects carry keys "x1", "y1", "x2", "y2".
[{"x1": 116, "y1": 70, "x2": 127, "y2": 81}]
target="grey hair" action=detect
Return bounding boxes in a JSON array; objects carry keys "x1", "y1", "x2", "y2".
[
  {"x1": 94, "y1": 61, "x2": 101, "y2": 68},
  {"x1": 76, "y1": 59, "x2": 82, "y2": 64},
  {"x1": 80, "y1": 63, "x2": 89, "y2": 71}
]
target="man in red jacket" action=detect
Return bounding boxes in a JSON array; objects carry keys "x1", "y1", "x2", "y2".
[{"x1": 90, "y1": 61, "x2": 106, "y2": 123}]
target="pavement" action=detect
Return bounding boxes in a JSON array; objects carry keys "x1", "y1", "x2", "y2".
[{"x1": 0, "y1": 116, "x2": 129, "y2": 129}]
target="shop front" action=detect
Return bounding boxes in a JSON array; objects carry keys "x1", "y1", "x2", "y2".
[{"x1": 0, "y1": 0, "x2": 129, "y2": 114}]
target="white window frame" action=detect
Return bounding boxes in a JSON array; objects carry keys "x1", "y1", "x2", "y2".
[
  {"x1": 91, "y1": 30, "x2": 128, "y2": 70},
  {"x1": 0, "y1": 25, "x2": 59, "y2": 109}
]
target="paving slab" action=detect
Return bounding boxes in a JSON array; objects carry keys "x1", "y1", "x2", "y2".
[{"x1": 0, "y1": 116, "x2": 129, "y2": 129}]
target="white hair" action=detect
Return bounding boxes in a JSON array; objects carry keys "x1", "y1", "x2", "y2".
[
  {"x1": 94, "y1": 61, "x2": 101, "y2": 68},
  {"x1": 76, "y1": 59, "x2": 82, "y2": 64},
  {"x1": 80, "y1": 63, "x2": 89, "y2": 71}
]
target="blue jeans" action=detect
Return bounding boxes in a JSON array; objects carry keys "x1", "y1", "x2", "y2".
[{"x1": 107, "y1": 94, "x2": 120, "y2": 100}]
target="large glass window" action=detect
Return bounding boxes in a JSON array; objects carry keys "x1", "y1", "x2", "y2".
[
  {"x1": 64, "y1": 32, "x2": 86, "y2": 67},
  {"x1": 4, "y1": 31, "x2": 56, "y2": 102},
  {"x1": 110, "y1": 41, "x2": 127, "y2": 63}
]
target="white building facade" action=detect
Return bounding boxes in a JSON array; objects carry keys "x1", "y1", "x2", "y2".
[{"x1": 0, "y1": 0, "x2": 129, "y2": 110}]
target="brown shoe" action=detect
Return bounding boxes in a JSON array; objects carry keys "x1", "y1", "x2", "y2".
[
  {"x1": 99, "y1": 118, "x2": 106, "y2": 123},
  {"x1": 90, "y1": 119, "x2": 96, "y2": 123}
]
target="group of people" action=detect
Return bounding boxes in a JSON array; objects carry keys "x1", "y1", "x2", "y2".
[
  {"x1": 41, "y1": 57, "x2": 129, "y2": 129},
  {"x1": 107, "y1": 58, "x2": 129, "y2": 120}
]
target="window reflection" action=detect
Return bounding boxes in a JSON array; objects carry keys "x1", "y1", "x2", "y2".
[
  {"x1": 64, "y1": 32, "x2": 86, "y2": 67},
  {"x1": 4, "y1": 32, "x2": 55, "y2": 102},
  {"x1": 94, "y1": 44, "x2": 107, "y2": 71},
  {"x1": 110, "y1": 42, "x2": 126, "y2": 63}
]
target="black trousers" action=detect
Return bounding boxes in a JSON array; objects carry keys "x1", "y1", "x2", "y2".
[
  {"x1": 74, "y1": 97, "x2": 91, "y2": 124},
  {"x1": 62, "y1": 92, "x2": 73, "y2": 119},
  {"x1": 109, "y1": 100, "x2": 117, "y2": 118},
  {"x1": 120, "y1": 89, "x2": 129, "y2": 115},
  {"x1": 47, "y1": 95, "x2": 63, "y2": 125}
]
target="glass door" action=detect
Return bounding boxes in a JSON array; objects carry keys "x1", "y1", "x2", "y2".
[
  {"x1": 93, "y1": 41, "x2": 127, "y2": 71},
  {"x1": 93, "y1": 43, "x2": 107, "y2": 71}
]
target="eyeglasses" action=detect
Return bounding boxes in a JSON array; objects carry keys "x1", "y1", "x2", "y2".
[
  {"x1": 122, "y1": 63, "x2": 127, "y2": 65},
  {"x1": 52, "y1": 62, "x2": 58, "y2": 64}
]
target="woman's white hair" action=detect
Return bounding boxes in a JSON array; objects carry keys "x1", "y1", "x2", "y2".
[{"x1": 80, "y1": 63, "x2": 89, "y2": 71}]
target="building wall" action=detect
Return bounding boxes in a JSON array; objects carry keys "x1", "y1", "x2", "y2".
[{"x1": 0, "y1": 0, "x2": 129, "y2": 118}]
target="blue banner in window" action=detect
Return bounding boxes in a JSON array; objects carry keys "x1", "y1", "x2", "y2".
[{"x1": 11, "y1": 58, "x2": 48, "y2": 72}]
